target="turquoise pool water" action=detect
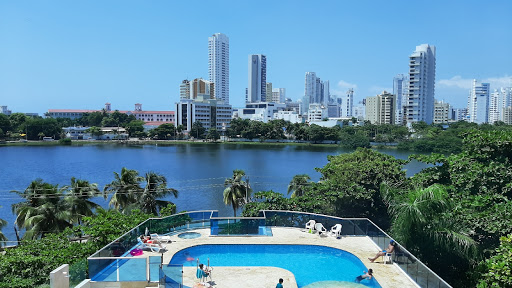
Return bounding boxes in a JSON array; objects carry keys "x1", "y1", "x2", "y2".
[{"x1": 169, "y1": 244, "x2": 382, "y2": 288}]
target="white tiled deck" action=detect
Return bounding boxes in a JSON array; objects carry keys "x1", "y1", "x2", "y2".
[{"x1": 135, "y1": 227, "x2": 418, "y2": 288}]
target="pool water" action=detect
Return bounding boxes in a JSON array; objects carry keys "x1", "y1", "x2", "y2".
[
  {"x1": 169, "y1": 244, "x2": 381, "y2": 288},
  {"x1": 178, "y1": 232, "x2": 202, "y2": 239}
]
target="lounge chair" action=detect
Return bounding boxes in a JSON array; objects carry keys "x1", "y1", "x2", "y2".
[
  {"x1": 150, "y1": 233, "x2": 172, "y2": 243},
  {"x1": 305, "y1": 220, "x2": 316, "y2": 233},
  {"x1": 314, "y1": 223, "x2": 327, "y2": 235},
  {"x1": 329, "y1": 224, "x2": 342, "y2": 238},
  {"x1": 137, "y1": 237, "x2": 161, "y2": 253}
]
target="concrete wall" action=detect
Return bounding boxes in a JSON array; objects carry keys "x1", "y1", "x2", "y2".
[
  {"x1": 50, "y1": 264, "x2": 69, "y2": 288},
  {"x1": 90, "y1": 281, "x2": 149, "y2": 288},
  {"x1": 74, "y1": 279, "x2": 91, "y2": 288}
]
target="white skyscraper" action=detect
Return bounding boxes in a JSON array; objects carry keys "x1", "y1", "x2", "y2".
[
  {"x1": 468, "y1": 79, "x2": 490, "y2": 124},
  {"x1": 489, "y1": 87, "x2": 512, "y2": 123},
  {"x1": 393, "y1": 74, "x2": 408, "y2": 125},
  {"x1": 322, "y1": 80, "x2": 330, "y2": 106},
  {"x1": 272, "y1": 88, "x2": 286, "y2": 103},
  {"x1": 405, "y1": 44, "x2": 436, "y2": 125},
  {"x1": 208, "y1": 33, "x2": 229, "y2": 104},
  {"x1": 305, "y1": 72, "x2": 329, "y2": 106},
  {"x1": 342, "y1": 89, "x2": 354, "y2": 117},
  {"x1": 248, "y1": 54, "x2": 267, "y2": 103}
]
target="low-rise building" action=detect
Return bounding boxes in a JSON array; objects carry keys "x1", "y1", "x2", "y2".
[
  {"x1": 273, "y1": 110, "x2": 302, "y2": 124},
  {"x1": 307, "y1": 104, "x2": 327, "y2": 123},
  {"x1": 234, "y1": 102, "x2": 286, "y2": 123},
  {"x1": 433, "y1": 100, "x2": 450, "y2": 124},
  {"x1": 176, "y1": 98, "x2": 232, "y2": 132}
]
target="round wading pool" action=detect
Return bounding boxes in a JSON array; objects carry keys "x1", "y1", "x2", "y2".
[{"x1": 177, "y1": 232, "x2": 201, "y2": 239}]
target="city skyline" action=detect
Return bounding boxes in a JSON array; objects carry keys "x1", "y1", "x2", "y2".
[{"x1": 0, "y1": 1, "x2": 511, "y2": 115}]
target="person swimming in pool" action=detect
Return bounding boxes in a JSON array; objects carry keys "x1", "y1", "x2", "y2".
[
  {"x1": 368, "y1": 240, "x2": 395, "y2": 262},
  {"x1": 355, "y1": 269, "x2": 373, "y2": 283}
]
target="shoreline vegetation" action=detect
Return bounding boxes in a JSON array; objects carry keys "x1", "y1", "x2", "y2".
[{"x1": 1, "y1": 130, "x2": 512, "y2": 287}]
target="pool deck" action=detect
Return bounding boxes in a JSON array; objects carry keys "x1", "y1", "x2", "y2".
[{"x1": 137, "y1": 227, "x2": 419, "y2": 288}]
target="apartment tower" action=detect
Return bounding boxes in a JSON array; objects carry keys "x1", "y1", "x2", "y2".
[
  {"x1": 248, "y1": 54, "x2": 267, "y2": 103},
  {"x1": 208, "y1": 33, "x2": 229, "y2": 104},
  {"x1": 405, "y1": 44, "x2": 436, "y2": 125}
]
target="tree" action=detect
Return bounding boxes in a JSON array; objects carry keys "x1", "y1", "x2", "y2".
[
  {"x1": 382, "y1": 184, "x2": 476, "y2": 259},
  {"x1": 136, "y1": 172, "x2": 178, "y2": 215},
  {"x1": 63, "y1": 178, "x2": 101, "y2": 226},
  {"x1": 149, "y1": 123, "x2": 176, "y2": 140},
  {"x1": 206, "y1": 128, "x2": 220, "y2": 141},
  {"x1": 125, "y1": 120, "x2": 145, "y2": 137},
  {"x1": 191, "y1": 121, "x2": 206, "y2": 139},
  {"x1": 287, "y1": 174, "x2": 311, "y2": 198},
  {"x1": 176, "y1": 124, "x2": 185, "y2": 139},
  {"x1": 223, "y1": 170, "x2": 252, "y2": 217},
  {"x1": 86, "y1": 126, "x2": 103, "y2": 138},
  {"x1": 103, "y1": 168, "x2": 143, "y2": 213},
  {"x1": 477, "y1": 234, "x2": 512, "y2": 288},
  {"x1": 11, "y1": 179, "x2": 71, "y2": 239}
]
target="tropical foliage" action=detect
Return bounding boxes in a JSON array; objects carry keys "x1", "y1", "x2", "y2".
[
  {"x1": 287, "y1": 174, "x2": 311, "y2": 198},
  {"x1": 223, "y1": 169, "x2": 252, "y2": 216},
  {"x1": 477, "y1": 234, "x2": 512, "y2": 288}
]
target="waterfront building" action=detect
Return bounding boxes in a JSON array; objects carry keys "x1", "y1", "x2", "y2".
[
  {"x1": 433, "y1": 100, "x2": 451, "y2": 124},
  {"x1": 234, "y1": 102, "x2": 286, "y2": 123},
  {"x1": 393, "y1": 74, "x2": 408, "y2": 125},
  {"x1": 405, "y1": 44, "x2": 436, "y2": 125},
  {"x1": 208, "y1": 33, "x2": 229, "y2": 104},
  {"x1": 248, "y1": 54, "x2": 267, "y2": 103},
  {"x1": 341, "y1": 89, "x2": 354, "y2": 118},
  {"x1": 175, "y1": 98, "x2": 232, "y2": 132},
  {"x1": 62, "y1": 126, "x2": 128, "y2": 140},
  {"x1": 365, "y1": 91, "x2": 395, "y2": 125},
  {"x1": 273, "y1": 110, "x2": 301, "y2": 124},
  {"x1": 48, "y1": 103, "x2": 175, "y2": 126},
  {"x1": 307, "y1": 103, "x2": 327, "y2": 122},
  {"x1": 468, "y1": 80, "x2": 490, "y2": 124}
]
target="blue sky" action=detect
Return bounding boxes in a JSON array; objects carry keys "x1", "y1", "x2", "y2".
[{"x1": 1, "y1": 0, "x2": 511, "y2": 115}]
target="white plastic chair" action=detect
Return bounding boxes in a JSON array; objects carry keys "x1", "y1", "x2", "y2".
[
  {"x1": 305, "y1": 220, "x2": 316, "y2": 233},
  {"x1": 314, "y1": 223, "x2": 327, "y2": 235},
  {"x1": 329, "y1": 224, "x2": 342, "y2": 238},
  {"x1": 383, "y1": 252, "x2": 393, "y2": 264},
  {"x1": 150, "y1": 233, "x2": 172, "y2": 243}
]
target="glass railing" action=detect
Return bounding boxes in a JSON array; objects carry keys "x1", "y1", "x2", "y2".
[
  {"x1": 87, "y1": 209, "x2": 451, "y2": 288},
  {"x1": 88, "y1": 210, "x2": 216, "y2": 282},
  {"x1": 210, "y1": 217, "x2": 267, "y2": 236},
  {"x1": 159, "y1": 264, "x2": 183, "y2": 288},
  {"x1": 260, "y1": 210, "x2": 452, "y2": 288}
]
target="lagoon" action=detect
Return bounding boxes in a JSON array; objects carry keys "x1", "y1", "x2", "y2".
[{"x1": 0, "y1": 143, "x2": 428, "y2": 241}]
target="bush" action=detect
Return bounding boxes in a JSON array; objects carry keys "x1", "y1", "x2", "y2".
[{"x1": 59, "y1": 138, "x2": 72, "y2": 145}]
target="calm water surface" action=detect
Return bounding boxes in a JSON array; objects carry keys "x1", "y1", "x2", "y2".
[{"x1": 0, "y1": 143, "x2": 428, "y2": 241}]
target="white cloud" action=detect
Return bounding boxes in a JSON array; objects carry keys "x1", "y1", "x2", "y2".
[
  {"x1": 337, "y1": 80, "x2": 357, "y2": 89},
  {"x1": 438, "y1": 75, "x2": 512, "y2": 90}
]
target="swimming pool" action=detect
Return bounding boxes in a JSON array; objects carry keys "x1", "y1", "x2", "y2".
[{"x1": 169, "y1": 244, "x2": 381, "y2": 288}]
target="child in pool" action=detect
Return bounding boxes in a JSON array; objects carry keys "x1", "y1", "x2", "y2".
[{"x1": 355, "y1": 269, "x2": 373, "y2": 283}]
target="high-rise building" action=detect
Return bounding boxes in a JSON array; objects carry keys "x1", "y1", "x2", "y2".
[
  {"x1": 248, "y1": 54, "x2": 267, "y2": 103},
  {"x1": 208, "y1": 33, "x2": 229, "y2": 104},
  {"x1": 272, "y1": 88, "x2": 286, "y2": 103},
  {"x1": 468, "y1": 79, "x2": 490, "y2": 124},
  {"x1": 503, "y1": 106, "x2": 512, "y2": 125},
  {"x1": 305, "y1": 72, "x2": 329, "y2": 107},
  {"x1": 433, "y1": 100, "x2": 450, "y2": 124},
  {"x1": 341, "y1": 89, "x2": 354, "y2": 118},
  {"x1": 188, "y1": 78, "x2": 215, "y2": 100},
  {"x1": 365, "y1": 91, "x2": 395, "y2": 124},
  {"x1": 266, "y1": 83, "x2": 273, "y2": 103},
  {"x1": 393, "y1": 74, "x2": 407, "y2": 125},
  {"x1": 405, "y1": 44, "x2": 436, "y2": 125},
  {"x1": 489, "y1": 87, "x2": 512, "y2": 123},
  {"x1": 180, "y1": 80, "x2": 191, "y2": 99}
]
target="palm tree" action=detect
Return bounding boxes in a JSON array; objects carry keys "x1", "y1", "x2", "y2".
[
  {"x1": 0, "y1": 207, "x2": 7, "y2": 245},
  {"x1": 11, "y1": 179, "x2": 71, "y2": 239},
  {"x1": 136, "y1": 172, "x2": 178, "y2": 215},
  {"x1": 287, "y1": 174, "x2": 311, "y2": 198},
  {"x1": 381, "y1": 183, "x2": 476, "y2": 258},
  {"x1": 223, "y1": 169, "x2": 252, "y2": 217},
  {"x1": 104, "y1": 168, "x2": 143, "y2": 213},
  {"x1": 63, "y1": 177, "x2": 101, "y2": 226}
]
